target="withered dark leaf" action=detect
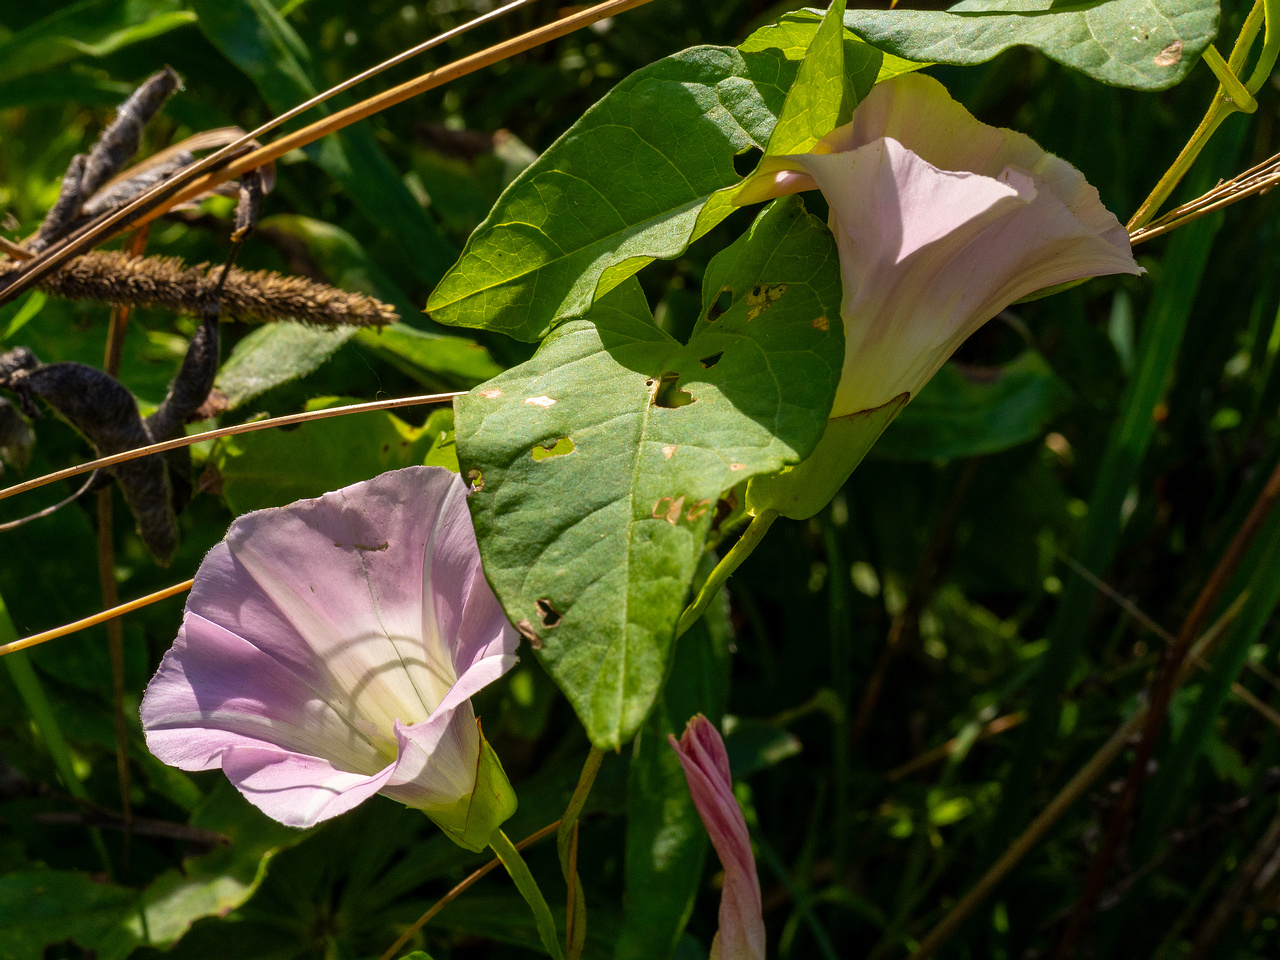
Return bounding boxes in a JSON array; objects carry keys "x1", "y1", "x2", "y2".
[{"x1": 0, "y1": 357, "x2": 177, "y2": 564}]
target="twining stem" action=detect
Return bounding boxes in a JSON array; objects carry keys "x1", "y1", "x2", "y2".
[
  {"x1": 98, "y1": 225, "x2": 148, "y2": 869},
  {"x1": 676, "y1": 509, "x2": 778, "y2": 639},
  {"x1": 1128, "y1": 0, "x2": 1267, "y2": 231},
  {"x1": 378, "y1": 819, "x2": 560, "y2": 960},
  {"x1": 490, "y1": 828, "x2": 567, "y2": 960},
  {"x1": 1201, "y1": 45, "x2": 1257, "y2": 111},
  {"x1": 0, "y1": 392, "x2": 463, "y2": 505},
  {"x1": 0, "y1": 580, "x2": 193, "y2": 658},
  {"x1": 558, "y1": 747, "x2": 605, "y2": 960}
]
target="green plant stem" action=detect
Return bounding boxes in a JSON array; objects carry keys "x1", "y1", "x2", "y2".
[
  {"x1": 1202, "y1": 45, "x2": 1257, "y2": 110},
  {"x1": 676, "y1": 509, "x2": 777, "y2": 639},
  {"x1": 490, "y1": 828, "x2": 566, "y2": 960},
  {"x1": 557, "y1": 746, "x2": 604, "y2": 960},
  {"x1": 1128, "y1": 0, "x2": 1266, "y2": 231},
  {"x1": 1246, "y1": 0, "x2": 1280, "y2": 91}
]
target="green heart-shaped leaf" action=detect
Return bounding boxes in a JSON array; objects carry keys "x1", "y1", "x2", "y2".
[{"x1": 456, "y1": 198, "x2": 843, "y2": 746}]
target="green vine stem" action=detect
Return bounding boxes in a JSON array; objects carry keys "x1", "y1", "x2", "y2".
[
  {"x1": 1129, "y1": 0, "x2": 1270, "y2": 231},
  {"x1": 675, "y1": 509, "x2": 778, "y2": 640},
  {"x1": 557, "y1": 747, "x2": 605, "y2": 960},
  {"x1": 490, "y1": 827, "x2": 567, "y2": 960}
]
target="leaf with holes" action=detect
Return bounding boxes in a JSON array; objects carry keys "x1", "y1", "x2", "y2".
[
  {"x1": 456, "y1": 197, "x2": 843, "y2": 747},
  {"x1": 428, "y1": 42, "x2": 879, "y2": 342},
  {"x1": 838, "y1": 0, "x2": 1217, "y2": 91}
]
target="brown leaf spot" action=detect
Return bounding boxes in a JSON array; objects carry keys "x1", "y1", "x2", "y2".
[
  {"x1": 524, "y1": 395, "x2": 556, "y2": 407},
  {"x1": 730, "y1": 463, "x2": 747, "y2": 471},
  {"x1": 662, "y1": 445, "x2": 678, "y2": 459},
  {"x1": 535, "y1": 598, "x2": 562, "y2": 628},
  {"x1": 811, "y1": 315, "x2": 829, "y2": 331},
  {"x1": 652, "y1": 495, "x2": 686, "y2": 524},
  {"x1": 478, "y1": 388, "x2": 503, "y2": 399},
  {"x1": 1153, "y1": 39, "x2": 1182, "y2": 66},
  {"x1": 685, "y1": 498, "x2": 713, "y2": 522},
  {"x1": 516, "y1": 619, "x2": 542, "y2": 649}
]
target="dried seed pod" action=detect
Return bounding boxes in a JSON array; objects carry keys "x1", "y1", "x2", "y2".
[
  {"x1": 80, "y1": 67, "x2": 183, "y2": 200},
  {"x1": 231, "y1": 167, "x2": 266, "y2": 244},
  {"x1": 1, "y1": 360, "x2": 177, "y2": 564},
  {"x1": 145, "y1": 312, "x2": 219, "y2": 444},
  {"x1": 81, "y1": 151, "x2": 195, "y2": 219},
  {"x1": 31, "y1": 155, "x2": 87, "y2": 254}
]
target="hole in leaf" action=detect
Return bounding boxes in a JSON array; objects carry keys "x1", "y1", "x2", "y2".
[
  {"x1": 531, "y1": 436, "x2": 576, "y2": 460},
  {"x1": 699, "y1": 351, "x2": 723, "y2": 369},
  {"x1": 652, "y1": 372, "x2": 694, "y2": 409},
  {"x1": 536, "y1": 598, "x2": 562, "y2": 628},
  {"x1": 733, "y1": 146, "x2": 763, "y2": 178},
  {"x1": 706, "y1": 288, "x2": 733, "y2": 323},
  {"x1": 465, "y1": 468, "x2": 484, "y2": 493}
]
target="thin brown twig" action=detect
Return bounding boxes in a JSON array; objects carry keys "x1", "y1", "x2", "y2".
[
  {"x1": 0, "y1": 579, "x2": 194, "y2": 658},
  {"x1": 378, "y1": 819, "x2": 561, "y2": 960},
  {"x1": 98, "y1": 225, "x2": 148, "y2": 869},
  {"x1": 1050, "y1": 458, "x2": 1280, "y2": 960},
  {"x1": 0, "y1": 238, "x2": 32, "y2": 261},
  {"x1": 1130, "y1": 148, "x2": 1280, "y2": 246},
  {"x1": 0, "y1": 391, "x2": 463, "y2": 506},
  {"x1": 0, "y1": 0, "x2": 659, "y2": 306}
]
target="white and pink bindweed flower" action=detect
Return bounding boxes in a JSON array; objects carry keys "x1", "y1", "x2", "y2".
[
  {"x1": 742, "y1": 73, "x2": 1142, "y2": 519},
  {"x1": 141, "y1": 465, "x2": 519, "y2": 850},
  {"x1": 670, "y1": 715, "x2": 766, "y2": 960}
]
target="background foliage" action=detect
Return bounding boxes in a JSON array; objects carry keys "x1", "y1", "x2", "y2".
[{"x1": 2, "y1": 0, "x2": 1280, "y2": 958}]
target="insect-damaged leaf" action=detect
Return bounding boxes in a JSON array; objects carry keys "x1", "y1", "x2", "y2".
[{"x1": 455, "y1": 197, "x2": 843, "y2": 747}]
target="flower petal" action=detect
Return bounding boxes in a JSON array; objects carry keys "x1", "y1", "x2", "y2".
[
  {"x1": 671, "y1": 716, "x2": 765, "y2": 960},
  {"x1": 220, "y1": 744, "x2": 397, "y2": 828},
  {"x1": 823, "y1": 72, "x2": 1130, "y2": 256},
  {"x1": 142, "y1": 612, "x2": 394, "y2": 777}
]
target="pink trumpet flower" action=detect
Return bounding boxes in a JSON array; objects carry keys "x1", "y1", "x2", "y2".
[
  {"x1": 670, "y1": 715, "x2": 766, "y2": 960},
  {"x1": 141, "y1": 466, "x2": 518, "y2": 850},
  {"x1": 742, "y1": 72, "x2": 1141, "y2": 518}
]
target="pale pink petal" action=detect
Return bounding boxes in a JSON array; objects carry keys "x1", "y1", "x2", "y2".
[
  {"x1": 141, "y1": 465, "x2": 519, "y2": 832},
  {"x1": 141, "y1": 613, "x2": 394, "y2": 777},
  {"x1": 219, "y1": 745, "x2": 397, "y2": 828},
  {"x1": 671, "y1": 716, "x2": 766, "y2": 960},
  {"x1": 822, "y1": 72, "x2": 1128, "y2": 253},
  {"x1": 789, "y1": 137, "x2": 1138, "y2": 415}
]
